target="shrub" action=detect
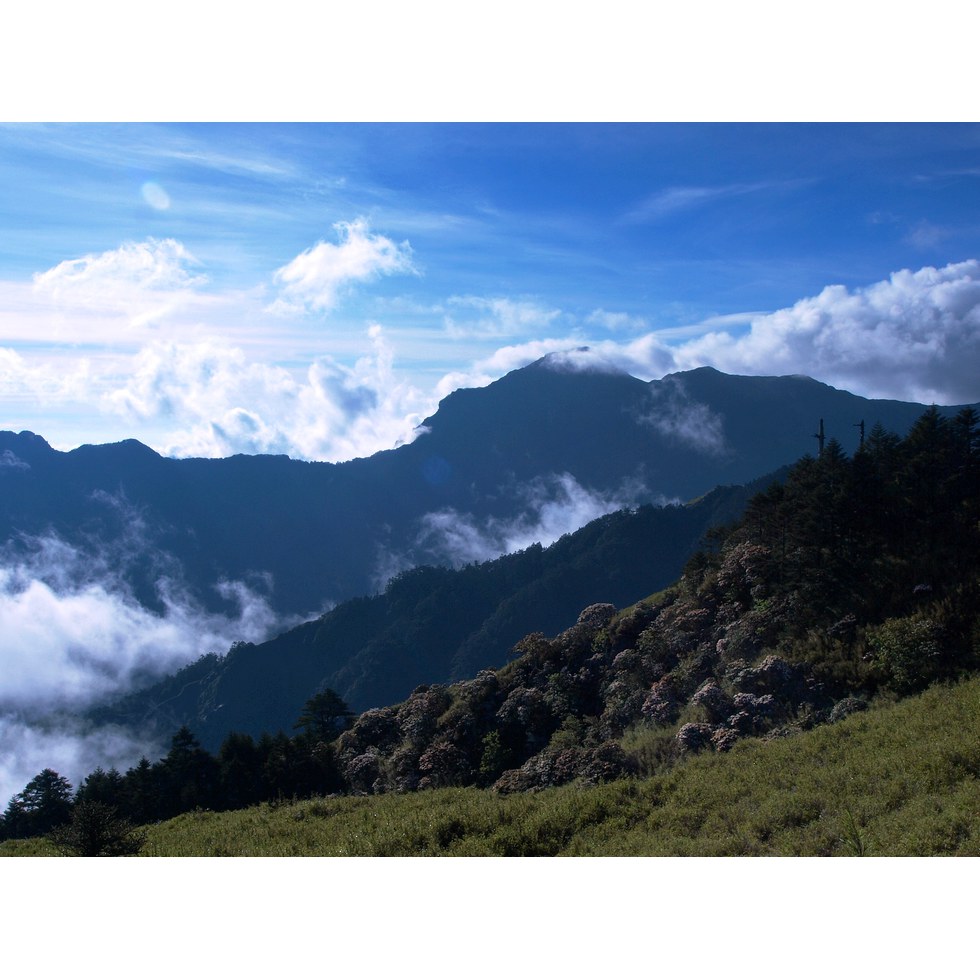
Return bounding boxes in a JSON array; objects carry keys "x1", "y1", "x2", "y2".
[
  {"x1": 868, "y1": 617, "x2": 942, "y2": 694},
  {"x1": 47, "y1": 801, "x2": 147, "y2": 857}
]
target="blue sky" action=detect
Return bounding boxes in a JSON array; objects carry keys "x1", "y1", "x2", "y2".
[{"x1": 2, "y1": 122, "x2": 980, "y2": 460}]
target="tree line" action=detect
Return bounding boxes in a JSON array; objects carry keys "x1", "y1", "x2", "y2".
[{"x1": 0, "y1": 690, "x2": 351, "y2": 851}]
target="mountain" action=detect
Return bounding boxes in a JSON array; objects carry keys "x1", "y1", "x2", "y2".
[
  {"x1": 6, "y1": 401, "x2": 974, "y2": 846},
  {"x1": 2, "y1": 360, "x2": 973, "y2": 621},
  {"x1": 91, "y1": 473, "x2": 778, "y2": 748}
]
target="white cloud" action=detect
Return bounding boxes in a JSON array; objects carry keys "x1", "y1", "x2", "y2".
[
  {"x1": 672, "y1": 260, "x2": 980, "y2": 403},
  {"x1": 434, "y1": 333, "x2": 678, "y2": 399},
  {"x1": 269, "y1": 218, "x2": 417, "y2": 314},
  {"x1": 0, "y1": 450, "x2": 30, "y2": 470},
  {"x1": 25, "y1": 237, "x2": 214, "y2": 339},
  {"x1": 0, "y1": 346, "x2": 93, "y2": 403},
  {"x1": 33, "y1": 237, "x2": 206, "y2": 301},
  {"x1": 0, "y1": 715, "x2": 162, "y2": 815},
  {"x1": 375, "y1": 473, "x2": 654, "y2": 587},
  {"x1": 437, "y1": 261, "x2": 980, "y2": 406},
  {"x1": 105, "y1": 325, "x2": 429, "y2": 461},
  {"x1": 416, "y1": 473, "x2": 647, "y2": 565}
]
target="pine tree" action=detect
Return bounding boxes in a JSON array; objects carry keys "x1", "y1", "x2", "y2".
[{"x1": 1, "y1": 769, "x2": 73, "y2": 839}]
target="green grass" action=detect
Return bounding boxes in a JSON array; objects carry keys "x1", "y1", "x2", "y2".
[{"x1": 5, "y1": 675, "x2": 979, "y2": 857}]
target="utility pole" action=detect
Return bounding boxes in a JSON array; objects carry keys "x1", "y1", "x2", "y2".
[
  {"x1": 854, "y1": 419, "x2": 865, "y2": 450},
  {"x1": 813, "y1": 418, "x2": 825, "y2": 456}
]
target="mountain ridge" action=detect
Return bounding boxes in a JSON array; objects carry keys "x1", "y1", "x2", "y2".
[{"x1": 2, "y1": 364, "x2": 976, "y2": 623}]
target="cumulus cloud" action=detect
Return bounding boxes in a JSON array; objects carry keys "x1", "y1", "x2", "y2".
[
  {"x1": 673, "y1": 260, "x2": 980, "y2": 404},
  {"x1": 269, "y1": 218, "x2": 417, "y2": 315},
  {"x1": 34, "y1": 238, "x2": 207, "y2": 305},
  {"x1": 104, "y1": 325, "x2": 429, "y2": 461},
  {"x1": 444, "y1": 296, "x2": 562, "y2": 338},
  {"x1": 22, "y1": 238, "x2": 214, "y2": 344},
  {"x1": 0, "y1": 347, "x2": 93, "y2": 404}
]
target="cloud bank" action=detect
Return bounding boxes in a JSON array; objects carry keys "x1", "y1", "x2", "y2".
[
  {"x1": 673, "y1": 260, "x2": 980, "y2": 404},
  {"x1": 105, "y1": 325, "x2": 427, "y2": 460},
  {"x1": 0, "y1": 530, "x2": 288, "y2": 806}
]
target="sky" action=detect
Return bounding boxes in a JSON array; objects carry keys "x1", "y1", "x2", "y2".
[{"x1": 2, "y1": 122, "x2": 980, "y2": 462}]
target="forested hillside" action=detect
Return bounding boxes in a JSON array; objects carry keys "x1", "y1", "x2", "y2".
[
  {"x1": 3, "y1": 405, "x2": 976, "y2": 851},
  {"x1": 90, "y1": 472, "x2": 773, "y2": 746}
]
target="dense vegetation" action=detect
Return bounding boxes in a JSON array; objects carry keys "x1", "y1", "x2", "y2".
[{"x1": 3, "y1": 406, "x2": 977, "y2": 854}]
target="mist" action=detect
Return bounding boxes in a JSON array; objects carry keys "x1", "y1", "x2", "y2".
[
  {"x1": 375, "y1": 472, "x2": 660, "y2": 588},
  {"x1": 0, "y1": 532, "x2": 290, "y2": 807},
  {"x1": 642, "y1": 379, "x2": 729, "y2": 455}
]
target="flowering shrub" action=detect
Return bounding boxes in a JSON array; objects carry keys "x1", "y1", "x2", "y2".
[
  {"x1": 641, "y1": 679, "x2": 679, "y2": 726},
  {"x1": 675, "y1": 722, "x2": 714, "y2": 752},
  {"x1": 690, "y1": 679, "x2": 733, "y2": 723}
]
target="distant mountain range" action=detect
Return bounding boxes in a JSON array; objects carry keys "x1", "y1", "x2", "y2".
[{"x1": 3, "y1": 359, "x2": 972, "y2": 623}]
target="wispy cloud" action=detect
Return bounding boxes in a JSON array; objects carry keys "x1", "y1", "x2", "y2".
[
  {"x1": 903, "y1": 219, "x2": 952, "y2": 249},
  {"x1": 444, "y1": 296, "x2": 562, "y2": 338},
  {"x1": 31, "y1": 237, "x2": 211, "y2": 331},
  {"x1": 586, "y1": 308, "x2": 649, "y2": 332},
  {"x1": 33, "y1": 238, "x2": 207, "y2": 297},
  {"x1": 641, "y1": 378, "x2": 728, "y2": 455},
  {"x1": 1, "y1": 124, "x2": 299, "y2": 182},
  {"x1": 621, "y1": 179, "x2": 807, "y2": 224},
  {"x1": 652, "y1": 311, "x2": 765, "y2": 341},
  {"x1": 374, "y1": 472, "x2": 654, "y2": 588}
]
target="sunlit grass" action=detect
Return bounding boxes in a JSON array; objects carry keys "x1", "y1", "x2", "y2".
[{"x1": 4, "y1": 676, "x2": 978, "y2": 857}]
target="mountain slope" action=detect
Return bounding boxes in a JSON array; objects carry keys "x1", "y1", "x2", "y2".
[{"x1": 92, "y1": 473, "x2": 776, "y2": 748}]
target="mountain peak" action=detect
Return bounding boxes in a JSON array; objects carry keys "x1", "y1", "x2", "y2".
[
  {"x1": 529, "y1": 347, "x2": 629, "y2": 376},
  {"x1": 68, "y1": 438, "x2": 160, "y2": 460}
]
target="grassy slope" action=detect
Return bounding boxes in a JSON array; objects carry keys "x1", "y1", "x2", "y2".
[{"x1": 5, "y1": 675, "x2": 978, "y2": 857}]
